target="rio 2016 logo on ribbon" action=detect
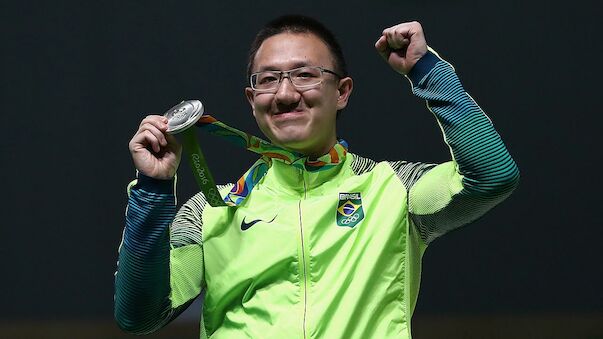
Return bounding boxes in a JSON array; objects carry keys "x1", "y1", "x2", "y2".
[{"x1": 336, "y1": 192, "x2": 365, "y2": 227}]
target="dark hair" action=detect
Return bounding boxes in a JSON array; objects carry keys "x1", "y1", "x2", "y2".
[{"x1": 247, "y1": 15, "x2": 347, "y2": 79}]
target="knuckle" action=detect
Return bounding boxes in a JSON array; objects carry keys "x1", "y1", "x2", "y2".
[
  {"x1": 138, "y1": 125, "x2": 149, "y2": 134},
  {"x1": 143, "y1": 130, "x2": 155, "y2": 139},
  {"x1": 142, "y1": 114, "x2": 160, "y2": 124}
]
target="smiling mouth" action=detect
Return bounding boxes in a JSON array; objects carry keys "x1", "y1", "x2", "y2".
[{"x1": 273, "y1": 110, "x2": 304, "y2": 116}]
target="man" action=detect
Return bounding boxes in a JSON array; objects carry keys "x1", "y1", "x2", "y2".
[{"x1": 115, "y1": 15, "x2": 519, "y2": 338}]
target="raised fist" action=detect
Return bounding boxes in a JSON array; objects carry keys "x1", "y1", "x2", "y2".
[{"x1": 375, "y1": 21, "x2": 428, "y2": 75}]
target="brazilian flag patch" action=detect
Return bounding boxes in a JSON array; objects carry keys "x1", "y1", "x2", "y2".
[{"x1": 336, "y1": 192, "x2": 364, "y2": 227}]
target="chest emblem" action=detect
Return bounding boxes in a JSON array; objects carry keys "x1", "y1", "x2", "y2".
[{"x1": 336, "y1": 192, "x2": 365, "y2": 227}]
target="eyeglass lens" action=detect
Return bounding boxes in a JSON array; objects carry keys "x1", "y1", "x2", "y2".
[{"x1": 253, "y1": 67, "x2": 323, "y2": 90}]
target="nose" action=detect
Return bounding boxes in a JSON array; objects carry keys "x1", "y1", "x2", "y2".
[{"x1": 274, "y1": 76, "x2": 301, "y2": 105}]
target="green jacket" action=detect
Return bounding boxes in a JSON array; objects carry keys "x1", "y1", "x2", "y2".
[{"x1": 114, "y1": 50, "x2": 520, "y2": 338}]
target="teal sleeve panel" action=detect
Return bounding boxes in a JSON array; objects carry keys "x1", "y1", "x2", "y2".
[
  {"x1": 114, "y1": 174, "x2": 191, "y2": 334},
  {"x1": 406, "y1": 51, "x2": 520, "y2": 244}
]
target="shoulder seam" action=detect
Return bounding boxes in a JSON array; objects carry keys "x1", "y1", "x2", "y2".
[{"x1": 170, "y1": 183, "x2": 234, "y2": 248}]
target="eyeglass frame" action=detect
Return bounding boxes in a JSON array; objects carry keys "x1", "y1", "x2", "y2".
[{"x1": 249, "y1": 66, "x2": 343, "y2": 93}]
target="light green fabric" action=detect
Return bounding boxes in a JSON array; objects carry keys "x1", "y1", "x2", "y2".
[
  {"x1": 200, "y1": 156, "x2": 419, "y2": 338},
  {"x1": 169, "y1": 245, "x2": 205, "y2": 308},
  {"x1": 409, "y1": 161, "x2": 464, "y2": 215}
]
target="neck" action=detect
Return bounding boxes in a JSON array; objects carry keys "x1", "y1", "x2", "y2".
[{"x1": 281, "y1": 138, "x2": 338, "y2": 160}]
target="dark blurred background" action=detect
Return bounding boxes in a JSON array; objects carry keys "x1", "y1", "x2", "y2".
[{"x1": 2, "y1": 0, "x2": 601, "y2": 338}]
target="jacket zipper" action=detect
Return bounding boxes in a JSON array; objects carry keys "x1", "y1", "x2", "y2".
[{"x1": 298, "y1": 170, "x2": 308, "y2": 339}]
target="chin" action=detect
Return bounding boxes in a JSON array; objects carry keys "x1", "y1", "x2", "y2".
[{"x1": 269, "y1": 128, "x2": 310, "y2": 145}]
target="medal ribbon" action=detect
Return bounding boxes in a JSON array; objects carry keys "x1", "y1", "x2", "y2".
[{"x1": 181, "y1": 115, "x2": 348, "y2": 207}]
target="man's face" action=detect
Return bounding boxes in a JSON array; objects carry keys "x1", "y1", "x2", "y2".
[{"x1": 245, "y1": 33, "x2": 352, "y2": 157}]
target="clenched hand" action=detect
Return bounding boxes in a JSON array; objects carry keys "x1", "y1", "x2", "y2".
[
  {"x1": 128, "y1": 115, "x2": 182, "y2": 179},
  {"x1": 375, "y1": 21, "x2": 428, "y2": 75}
]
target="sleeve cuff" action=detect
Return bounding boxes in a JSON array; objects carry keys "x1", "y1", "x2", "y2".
[
  {"x1": 406, "y1": 50, "x2": 441, "y2": 86},
  {"x1": 134, "y1": 172, "x2": 175, "y2": 194}
]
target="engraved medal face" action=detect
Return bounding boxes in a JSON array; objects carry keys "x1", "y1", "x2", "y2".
[{"x1": 163, "y1": 100, "x2": 204, "y2": 134}]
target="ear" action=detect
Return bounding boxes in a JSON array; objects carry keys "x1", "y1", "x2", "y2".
[
  {"x1": 245, "y1": 87, "x2": 256, "y2": 117},
  {"x1": 336, "y1": 77, "x2": 354, "y2": 110}
]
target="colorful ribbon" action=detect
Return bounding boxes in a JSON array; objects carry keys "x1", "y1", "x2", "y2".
[{"x1": 187, "y1": 115, "x2": 348, "y2": 206}]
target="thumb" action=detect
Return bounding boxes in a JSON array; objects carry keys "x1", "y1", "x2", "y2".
[{"x1": 375, "y1": 35, "x2": 390, "y2": 60}]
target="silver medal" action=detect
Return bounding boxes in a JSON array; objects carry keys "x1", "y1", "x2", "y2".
[{"x1": 163, "y1": 100, "x2": 204, "y2": 134}]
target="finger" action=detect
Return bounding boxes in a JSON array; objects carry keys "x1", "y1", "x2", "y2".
[
  {"x1": 385, "y1": 29, "x2": 410, "y2": 50},
  {"x1": 383, "y1": 22, "x2": 422, "y2": 49},
  {"x1": 139, "y1": 123, "x2": 168, "y2": 147},
  {"x1": 374, "y1": 35, "x2": 390, "y2": 59},
  {"x1": 384, "y1": 22, "x2": 417, "y2": 38},
  {"x1": 396, "y1": 37, "x2": 411, "y2": 50},
  {"x1": 139, "y1": 115, "x2": 169, "y2": 132},
  {"x1": 131, "y1": 129, "x2": 162, "y2": 153},
  {"x1": 140, "y1": 130, "x2": 162, "y2": 153},
  {"x1": 137, "y1": 117, "x2": 168, "y2": 142},
  {"x1": 395, "y1": 22, "x2": 423, "y2": 43}
]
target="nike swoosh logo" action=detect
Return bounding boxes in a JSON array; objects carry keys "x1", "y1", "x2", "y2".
[{"x1": 241, "y1": 215, "x2": 277, "y2": 231}]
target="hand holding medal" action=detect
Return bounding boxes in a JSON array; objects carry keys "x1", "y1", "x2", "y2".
[{"x1": 128, "y1": 111, "x2": 183, "y2": 180}]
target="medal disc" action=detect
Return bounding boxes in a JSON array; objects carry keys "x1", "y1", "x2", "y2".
[{"x1": 163, "y1": 100, "x2": 204, "y2": 134}]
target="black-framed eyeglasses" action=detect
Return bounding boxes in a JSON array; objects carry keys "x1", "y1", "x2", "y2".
[{"x1": 250, "y1": 66, "x2": 343, "y2": 93}]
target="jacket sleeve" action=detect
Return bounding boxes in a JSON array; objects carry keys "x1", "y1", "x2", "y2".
[
  {"x1": 392, "y1": 48, "x2": 520, "y2": 245},
  {"x1": 113, "y1": 173, "x2": 207, "y2": 334}
]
